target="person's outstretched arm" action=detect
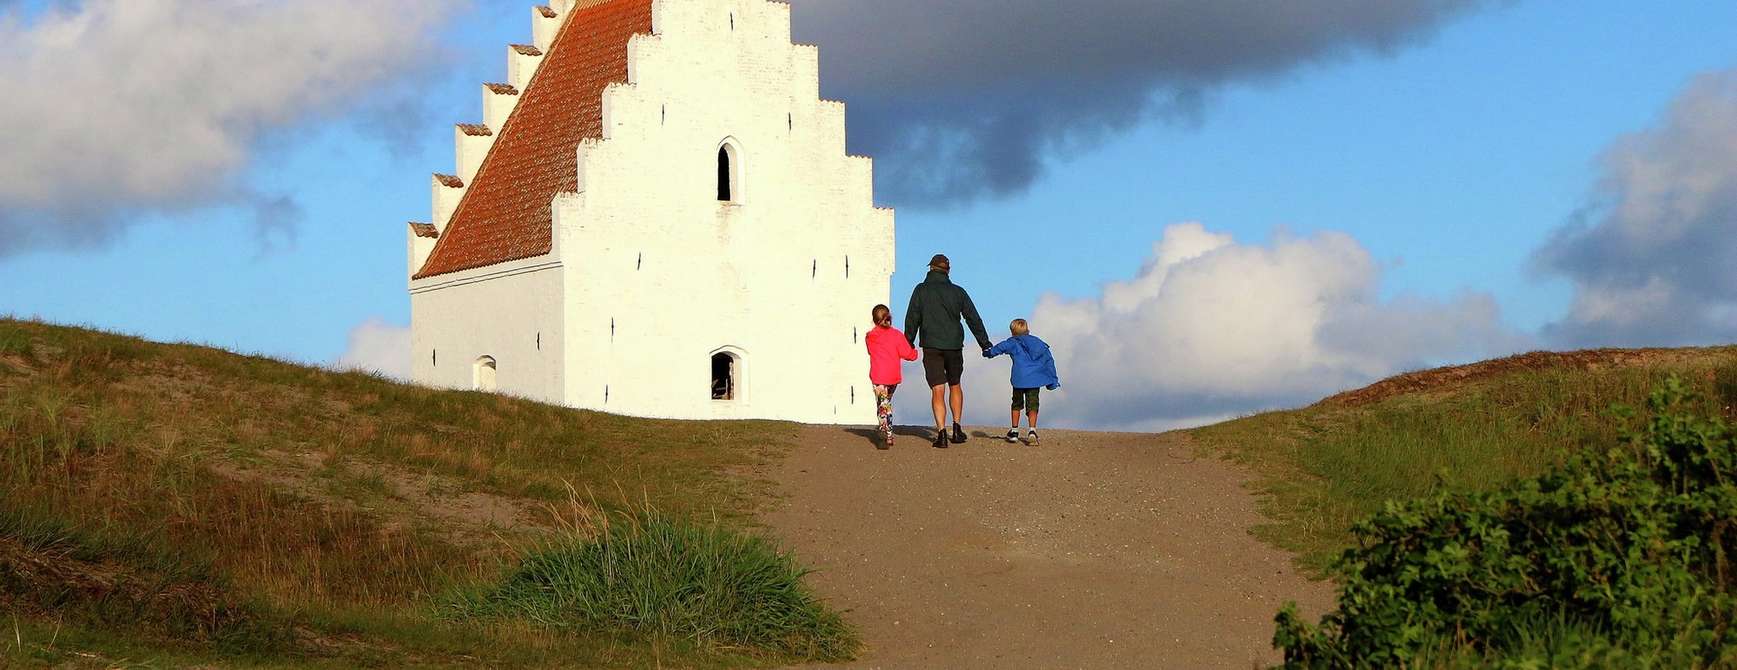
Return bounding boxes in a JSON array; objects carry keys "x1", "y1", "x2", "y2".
[
  {"x1": 983, "y1": 339, "x2": 1012, "y2": 358},
  {"x1": 904, "y1": 288, "x2": 923, "y2": 346},
  {"x1": 961, "y1": 290, "x2": 991, "y2": 350}
]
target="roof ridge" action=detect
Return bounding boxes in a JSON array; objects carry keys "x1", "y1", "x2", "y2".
[{"x1": 415, "y1": 0, "x2": 655, "y2": 280}]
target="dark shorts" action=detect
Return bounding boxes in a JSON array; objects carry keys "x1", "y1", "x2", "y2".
[
  {"x1": 922, "y1": 348, "x2": 965, "y2": 387},
  {"x1": 1012, "y1": 387, "x2": 1041, "y2": 412}
]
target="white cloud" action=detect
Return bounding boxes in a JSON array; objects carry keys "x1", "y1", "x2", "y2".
[
  {"x1": 335, "y1": 318, "x2": 411, "y2": 380},
  {"x1": 1534, "y1": 69, "x2": 1737, "y2": 347},
  {"x1": 896, "y1": 223, "x2": 1528, "y2": 430},
  {"x1": 0, "y1": 0, "x2": 460, "y2": 255}
]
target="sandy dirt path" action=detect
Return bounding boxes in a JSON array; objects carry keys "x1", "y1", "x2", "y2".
[{"x1": 762, "y1": 425, "x2": 1332, "y2": 669}]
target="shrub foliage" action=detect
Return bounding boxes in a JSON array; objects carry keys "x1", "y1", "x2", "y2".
[
  {"x1": 452, "y1": 503, "x2": 858, "y2": 661},
  {"x1": 1277, "y1": 377, "x2": 1737, "y2": 667}
]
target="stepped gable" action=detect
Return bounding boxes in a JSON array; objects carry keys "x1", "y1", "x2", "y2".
[{"x1": 415, "y1": 0, "x2": 654, "y2": 280}]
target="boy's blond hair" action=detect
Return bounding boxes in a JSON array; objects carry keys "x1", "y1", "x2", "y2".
[{"x1": 1010, "y1": 319, "x2": 1029, "y2": 336}]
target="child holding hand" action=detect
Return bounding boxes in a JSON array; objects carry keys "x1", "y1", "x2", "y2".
[
  {"x1": 865, "y1": 304, "x2": 920, "y2": 449},
  {"x1": 983, "y1": 318, "x2": 1060, "y2": 445}
]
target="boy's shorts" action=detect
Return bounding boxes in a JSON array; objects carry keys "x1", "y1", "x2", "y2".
[
  {"x1": 1012, "y1": 387, "x2": 1041, "y2": 412},
  {"x1": 923, "y1": 348, "x2": 965, "y2": 387}
]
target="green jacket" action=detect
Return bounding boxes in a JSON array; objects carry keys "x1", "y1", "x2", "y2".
[{"x1": 904, "y1": 271, "x2": 991, "y2": 351}]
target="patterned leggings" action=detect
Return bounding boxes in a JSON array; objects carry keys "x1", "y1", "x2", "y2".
[{"x1": 875, "y1": 384, "x2": 898, "y2": 438}]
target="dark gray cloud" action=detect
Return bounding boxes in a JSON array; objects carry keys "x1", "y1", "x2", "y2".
[
  {"x1": 0, "y1": 0, "x2": 460, "y2": 257},
  {"x1": 789, "y1": 0, "x2": 1504, "y2": 206},
  {"x1": 1534, "y1": 70, "x2": 1737, "y2": 347}
]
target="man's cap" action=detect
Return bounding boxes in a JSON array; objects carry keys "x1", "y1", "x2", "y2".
[{"x1": 929, "y1": 254, "x2": 951, "y2": 271}]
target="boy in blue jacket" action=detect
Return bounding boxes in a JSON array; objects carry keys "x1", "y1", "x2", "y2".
[{"x1": 982, "y1": 319, "x2": 1060, "y2": 445}]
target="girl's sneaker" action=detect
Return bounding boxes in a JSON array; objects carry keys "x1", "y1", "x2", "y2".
[
  {"x1": 1004, "y1": 429, "x2": 1019, "y2": 443},
  {"x1": 1026, "y1": 430, "x2": 1040, "y2": 446}
]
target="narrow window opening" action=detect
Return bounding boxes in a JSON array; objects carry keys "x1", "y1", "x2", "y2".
[
  {"x1": 787, "y1": 113, "x2": 792, "y2": 131},
  {"x1": 536, "y1": 333, "x2": 541, "y2": 351},
  {"x1": 850, "y1": 386, "x2": 855, "y2": 404},
  {"x1": 711, "y1": 353, "x2": 737, "y2": 401},
  {"x1": 661, "y1": 104, "x2": 666, "y2": 125},
  {"x1": 473, "y1": 356, "x2": 498, "y2": 392},
  {"x1": 637, "y1": 252, "x2": 643, "y2": 270},
  {"x1": 605, "y1": 385, "x2": 610, "y2": 403},
  {"x1": 811, "y1": 259, "x2": 817, "y2": 279},
  {"x1": 717, "y1": 146, "x2": 733, "y2": 201},
  {"x1": 611, "y1": 318, "x2": 616, "y2": 341},
  {"x1": 729, "y1": 12, "x2": 734, "y2": 30},
  {"x1": 845, "y1": 255, "x2": 850, "y2": 278},
  {"x1": 432, "y1": 350, "x2": 437, "y2": 367},
  {"x1": 853, "y1": 327, "x2": 858, "y2": 343}
]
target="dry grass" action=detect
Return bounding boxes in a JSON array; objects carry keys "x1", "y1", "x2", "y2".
[{"x1": 0, "y1": 318, "x2": 805, "y2": 668}]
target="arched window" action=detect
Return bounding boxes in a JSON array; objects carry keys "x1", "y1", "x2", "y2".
[
  {"x1": 717, "y1": 139, "x2": 741, "y2": 203},
  {"x1": 711, "y1": 352, "x2": 735, "y2": 400},
  {"x1": 473, "y1": 356, "x2": 498, "y2": 392},
  {"x1": 710, "y1": 347, "x2": 745, "y2": 402}
]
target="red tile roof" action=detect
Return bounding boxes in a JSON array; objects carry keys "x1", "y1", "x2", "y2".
[
  {"x1": 409, "y1": 222, "x2": 439, "y2": 239},
  {"x1": 484, "y1": 82, "x2": 520, "y2": 95},
  {"x1": 416, "y1": 0, "x2": 652, "y2": 280},
  {"x1": 511, "y1": 44, "x2": 544, "y2": 57},
  {"x1": 456, "y1": 123, "x2": 493, "y2": 137}
]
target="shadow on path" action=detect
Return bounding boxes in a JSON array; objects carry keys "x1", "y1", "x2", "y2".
[{"x1": 841, "y1": 425, "x2": 936, "y2": 449}]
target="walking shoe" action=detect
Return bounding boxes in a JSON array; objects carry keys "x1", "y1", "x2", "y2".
[
  {"x1": 1027, "y1": 430, "x2": 1040, "y2": 446},
  {"x1": 951, "y1": 422, "x2": 968, "y2": 444},
  {"x1": 877, "y1": 427, "x2": 892, "y2": 450},
  {"x1": 1005, "y1": 428, "x2": 1019, "y2": 443},
  {"x1": 932, "y1": 429, "x2": 950, "y2": 449}
]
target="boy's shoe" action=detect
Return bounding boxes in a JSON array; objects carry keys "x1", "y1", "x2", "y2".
[
  {"x1": 1027, "y1": 430, "x2": 1040, "y2": 446},
  {"x1": 932, "y1": 430, "x2": 950, "y2": 449},
  {"x1": 951, "y1": 422, "x2": 968, "y2": 444},
  {"x1": 1005, "y1": 429, "x2": 1019, "y2": 443},
  {"x1": 877, "y1": 428, "x2": 892, "y2": 450}
]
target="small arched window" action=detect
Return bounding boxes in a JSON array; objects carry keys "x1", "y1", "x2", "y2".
[
  {"x1": 710, "y1": 347, "x2": 746, "y2": 402},
  {"x1": 717, "y1": 139, "x2": 741, "y2": 203},
  {"x1": 473, "y1": 356, "x2": 498, "y2": 392}
]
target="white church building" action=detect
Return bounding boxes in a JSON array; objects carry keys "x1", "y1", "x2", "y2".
[{"x1": 407, "y1": 0, "x2": 894, "y2": 425}]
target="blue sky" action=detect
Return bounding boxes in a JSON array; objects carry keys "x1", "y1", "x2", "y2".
[{"x1": 2, "y1": 0, "x2": 1735, "y2": 426}]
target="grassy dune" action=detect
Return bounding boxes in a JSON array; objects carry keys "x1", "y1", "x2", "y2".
[
  {"x1": 1193, "y1": 346, "x2": 1737, "y2": 572},
  {"x1": 0, "y1": 319, "x2": 849, "y2": 668}
]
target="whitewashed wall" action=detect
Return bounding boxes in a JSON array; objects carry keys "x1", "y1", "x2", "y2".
[
  {"x1": 559, "y1": 0, "x2": 894, "y2": 424},
  {"x1": 410, "y1": 0, "x2": 894, "y2": 425},
  {"x1": 409, "y1": 256, "x2": 567, "y2": 405}
]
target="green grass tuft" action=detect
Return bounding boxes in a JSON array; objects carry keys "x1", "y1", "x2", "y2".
[{"x1": 451, "y1": 498, "x2": 858, "y2": 661}]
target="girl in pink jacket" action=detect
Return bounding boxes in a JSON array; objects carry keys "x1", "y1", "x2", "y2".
[{"x1": 865, "y1": 304, "x2": 920, "y2": 448}]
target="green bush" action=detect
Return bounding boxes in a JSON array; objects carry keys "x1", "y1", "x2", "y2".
[
  {"x1": 1276, "y1": 377, "x2": 1737, "y2": 668},
  {"x1": 451, "y1": 504, "x2": 858, "y2": 661}
]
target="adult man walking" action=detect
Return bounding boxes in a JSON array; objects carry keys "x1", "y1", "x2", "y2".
[{"x1": 904, "y1": 254, "x2": 991, "y2": 448}]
